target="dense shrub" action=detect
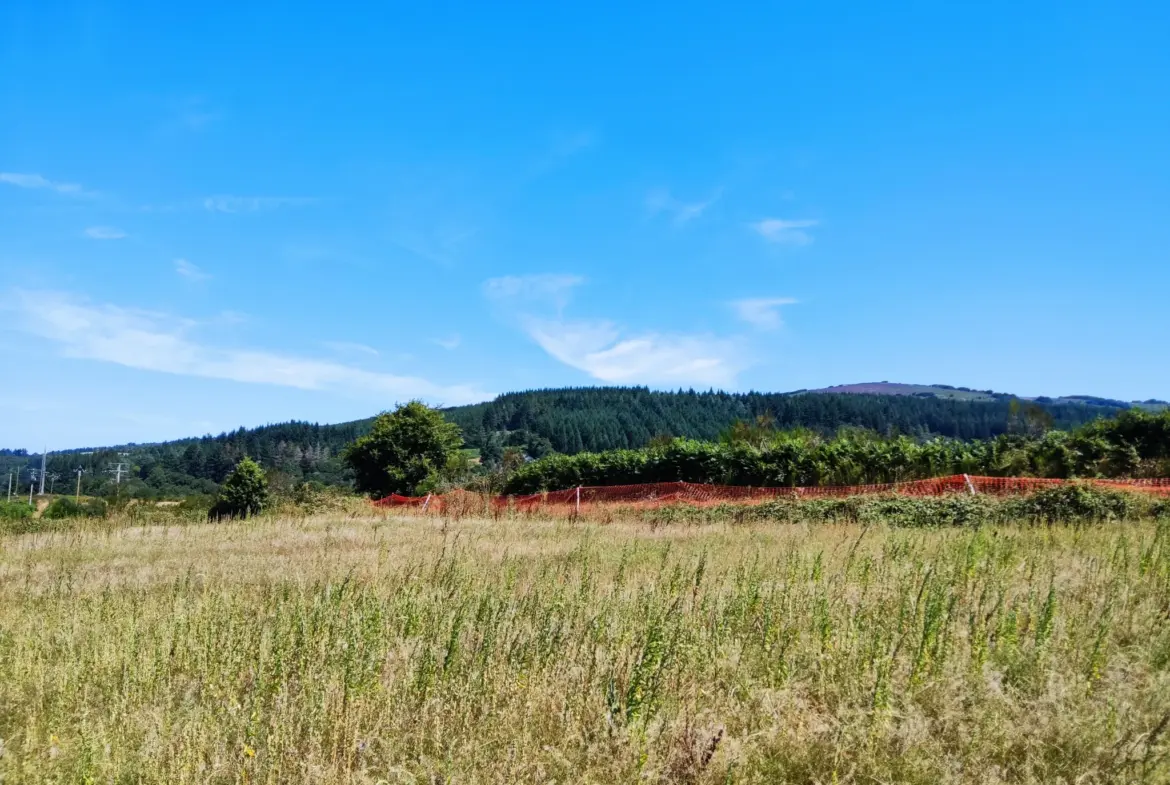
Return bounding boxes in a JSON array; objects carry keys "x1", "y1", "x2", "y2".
[
  {"x1": 631, "y1": 487, "x2": 1161, "y2": 528},
  {"x1": 0, "y1": 502, "x2": 40, "y2": 534},
  {"x1": 209, "y1": 458, "x2": 269, "y2": 520},
  {"x1": 503, "y1": 410, "x2": 1170, "y2": 494},
  {"x1": 1000, "y1": 484, "x2": 1153, "y2": 524},
  {"x1": 41, "y1": 497, "x2": 109, "y2": 520},
  {"x1": 0, "y1": 501, "x2": 35, "y2": 521},
  {"x1": 178, "y1": 494, "x2": 216, "y2": 514}
]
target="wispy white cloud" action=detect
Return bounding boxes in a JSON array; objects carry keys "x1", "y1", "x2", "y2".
[
  {"x1": 751, "y1": 218, "x2": 818, "y2": 245},
  {"x1": 4, "y1": 290, "x2": 489, "y2": 405},
  {"x1": 321, "y1": 340, "x2": 380, "y2": 357},
  {"x1": 203, "y1": 195, "x2": 316, "y2": 213},
  {"x1": 1, "y1": 172, "x2": 94, "y2": 197},
  {"x1": 731, "y1": 297, "x2": 798, "y2": 330},
  {"x1": 84, "y1": 226, "x2": 127, "y2": 240},
  {"x1": 434, "y1": 334, "x2": 461, "y2": 350},
  {"x1": 646, "y1": 187, "x2": 723, "y2": 225},
  {"x1": 211, "y1": 310, "x2": 248, "y2": 326},
  {"x1": 483, "y1": 274, "x2": 585, "y2": 310},
  {"x1": 174, "y1": 259, "x2": 211, "y2": 282},
  {"x1": 525, "y1": 317, "x2": 744, "y2": 386},
  {"x1": 485, "y1": 273, "x2": 746, "y2": 386}
]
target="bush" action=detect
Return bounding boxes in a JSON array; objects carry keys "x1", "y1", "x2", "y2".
[
  {"x1": 264, "y1": 483, "x2": 367, "y2": 517},
  {"x1": 0, "y1": 501, "x2": 35, "y2": 522},
  {"x1": 209, "y1": 458, "x2": 269, "y2": 519},
  {"x1": 631, "y1": 487, "x2": 1163, "y2": 529},
  {"x1": 1001, "y1": 484, "x2": 1153, "y2": 524},
  {"x1": 178, "y1": 494, "x2": 216, "y2": 514},
  {"x1": 0, "y1": 501, "x2": 40, "y2": 534},
  {"x1": 502, "y1": 409, "x2": 1170, "y2": 494},
  {"x1": 41, "y1": 497, "x2": 109, "y2": 520}
]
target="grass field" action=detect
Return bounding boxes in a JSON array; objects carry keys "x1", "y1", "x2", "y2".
[{"x1": 1, "y1": 512, "x2": 1169, "y2": 783}]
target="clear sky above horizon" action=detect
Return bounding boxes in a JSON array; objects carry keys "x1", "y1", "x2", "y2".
[{"x1": 2, "y1": 1, "x2": 1168, "y2": 450}]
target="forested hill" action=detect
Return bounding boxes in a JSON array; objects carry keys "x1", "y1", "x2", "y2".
[
  {"x1": 445, "y1": 387, "x2": 1126, "y2": 457},
  {"x1": 0, "y1": 387, "x2": 1141, "y2": 498}
]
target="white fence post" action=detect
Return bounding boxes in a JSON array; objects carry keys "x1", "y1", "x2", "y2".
[
  {"x1": 963, "y1": 474, "x2": 977, "y2": 495},
  {"x1": 421, "y1": 493, "x2": 432, "y2": 511},
  {"x1": 575, "y1": 486, "x2": 581, "y2": 516}
]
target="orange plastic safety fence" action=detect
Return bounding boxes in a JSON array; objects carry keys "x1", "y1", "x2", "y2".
[{"x1": 372, "y1": 474, "x2": 1170, "y2": 513}]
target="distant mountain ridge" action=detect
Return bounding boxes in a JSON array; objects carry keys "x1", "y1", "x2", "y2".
[
  {"x1": 798, "y1": 382, "x2": 1004, "y2": 402},
  {"x1": 799, "y1": 382, "x2": 1167, "y2": 410}
]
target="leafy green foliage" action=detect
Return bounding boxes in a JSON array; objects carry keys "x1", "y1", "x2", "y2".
[
  {"x1": 42, "y1": 497, "x2": 109, "y2": 520},
  {"x1": 6, "y1": 420, "x2": 359, "y2": 501},
  {"x1": 635, "y1": 485, "x2": 1161, "y2": 528},
  {"x1": 0, "y1": 501, "x2": 34, "y2": 522},
  {"x1": 1001, "y1": 484, "x2": 1148, "y2": 524},
  {"x1": 209, "y1": 458, "x2": 269, "y2": 519},
  {"x1": 344, "y1": 402, "x2": 464, "y2": 497},
  {"x1": 505, "y1": 410, "x2": 1170, "y2": 493}
]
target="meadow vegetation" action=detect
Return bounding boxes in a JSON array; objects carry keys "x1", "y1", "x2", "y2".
[
  {"x1": 0, "y1": 502, "x2": 34, "y2": 523},
  {"x1": 1, "y1": 504, "x2": 1169, "y2": 783}
]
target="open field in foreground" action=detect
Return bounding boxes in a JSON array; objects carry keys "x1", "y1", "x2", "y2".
[{"x1": 1, "y1": 514, "x2": 1169, "y2": 783}]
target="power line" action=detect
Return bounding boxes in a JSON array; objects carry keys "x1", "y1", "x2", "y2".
[{"x1": 107, "y1": 462, "x2": 129, "y2": 487}]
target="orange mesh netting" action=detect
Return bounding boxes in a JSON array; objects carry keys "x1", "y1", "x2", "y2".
[{"x1": 372, "y1": 474, "x2": 1170, "y2": 513}]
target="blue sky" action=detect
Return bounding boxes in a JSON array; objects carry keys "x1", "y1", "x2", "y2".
[{"x1": 2, "y1": 1, "x2": 1168, "y2": 449}]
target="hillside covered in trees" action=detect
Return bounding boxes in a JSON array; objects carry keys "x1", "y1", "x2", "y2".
[
  {"x1": 0, "y1": 387, "x2": 1157, "y2": 499},
  {"x1": 446, "y1": 387, "x2": 1136, "y2": 459}
]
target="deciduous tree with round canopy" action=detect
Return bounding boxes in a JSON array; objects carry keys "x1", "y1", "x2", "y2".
[{"x1": 344, "y1": 401, "x2": 464, "y2": 497}]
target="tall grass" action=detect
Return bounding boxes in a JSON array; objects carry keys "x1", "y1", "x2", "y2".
[{"x1": 1, "y1": 512, "x2": 1168, "y2": 783}]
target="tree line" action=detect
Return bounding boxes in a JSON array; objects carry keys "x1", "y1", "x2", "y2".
[
  {"x1": 1, "y1": 388, "x2": 1161, "y2": 500},
  {"x1": 501, "y1": 410, "x2": 1170, "y2": 494},
  {"x1": 3, "y1": 422, "x2": 362, "y2": 500}
]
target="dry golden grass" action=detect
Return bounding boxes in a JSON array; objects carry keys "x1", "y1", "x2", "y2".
[{"x1": 1, "y1": 511, "x2": 1169, "y2": 783}]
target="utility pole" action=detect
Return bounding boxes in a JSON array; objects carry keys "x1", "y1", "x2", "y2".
[
  {"x1": 38, "y1": 451, "x2": 47, "y2": 496},
  {"x1": 28, "y1": 470, "x2": 36, "y2": 505},
  {"x1": 75, "y1": 468, "x2": 84, "y2": 502},
  {"x1": 6, "y1": 471, "x2": 11, "y2": 502},
  {"x1": 107, "y1": 462, "x2": 129, "y2": 489},
  {"x1": 48, "y1": 472, "x2": 60, "y2": 494}
]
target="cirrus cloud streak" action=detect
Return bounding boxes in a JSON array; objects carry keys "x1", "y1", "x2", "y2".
[
  {"x1": 751, "y1": 218, "x2": 818, "y2": 245},
  {"x1": 4, "y1": 290, "x2": 489, "y2": 406},
  {"x1": 485, "y1": 274, "x2": 748, "y2": 387},
  {"x1": 731, "y1": 297, "x2": 798, "y2": 330}
]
